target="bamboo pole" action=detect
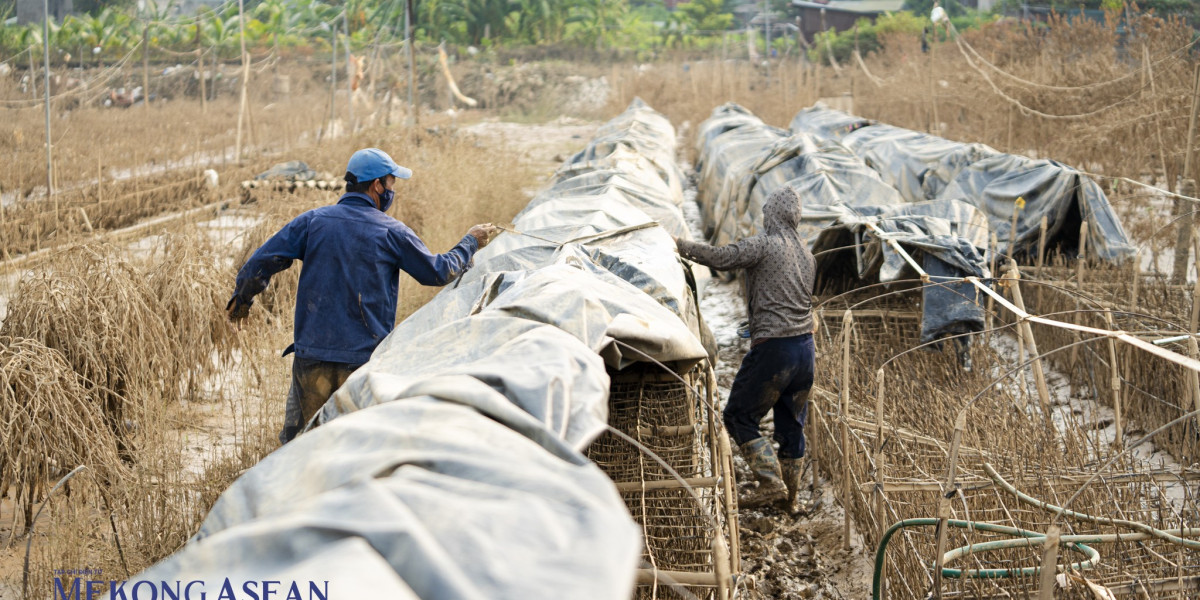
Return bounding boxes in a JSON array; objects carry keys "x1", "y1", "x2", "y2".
[
  {"x1": 1015, "y1": 303, "x2": 1030, "y2": 411},
  {"x1": 1007, "y1": 264, "x2": 1053, "y2": 418},
  {"x1": 1070, "y1": 221, "x2": 1088, "y2": 373},
  {"x1": 718, "y1": 429, "x2": 740, "y2": 575},
  {"x1": 326, "y1": 22, "x2": 337, "y2": 142},
  {"x1": 1104, "y1": 309, "x2": 1122, "y2": 448},
  {"x1": 1172, "y1": 65, "x2": 1200, "y2": 283},
  {"x1": 1077, "y1": 221, "x2": 1089, "y2": 289},
  {"x1": 1006, "y1": 104, "x2": 1013, "y2": 150},
  {"x1": 41, "y1": 2, "x2": 52, "y2": 203},
  {"x1": 1189, "y1": 337, "x2": 1200, "y2": 417},
  {"x1": 406, "y1": 0, "x2": 417, "y2": 127},
  {"x1": 873, "y1": 368, "x2": 887, "y2": 541},
  {"x1": 928, "y1": 44, "x2": 938, "y2": 133},
  {"x1": 986, "y1": 231, "x2": 997, "y2": 340},
  {"x1": 343, "y1": 15, "x2": 353, "y2": 132},
  {"x1": 1184, "y1": 64, "x2": 1200, "y2": 183},
  {"x1": 932, "y1": 411, "x2": 966, "y2": 600},
  {"x1": 28, "y1": 45, "x2": 37, "y2": 99},
  {"x1": 1036, "y1": 525, "x2": 1062, "y2": 600},
  {"x1": 234, "y1": 0, "x2": 249, "y2": 163},
  {"x1": 841, "y1": 310, "x2": 853, "y2": 552},
  {"x1": 197, "y1": 16, "x2": 207, "y2": 114},
  {"x1": 142, "y1": 25, "x2": 150, "y2": 107},
  {"x1": 1190, "y1": 230, "x2": 1200, "y2": 335},
  {"x1": 1009, "y1": 197, "x2": 1022, "y2": 260},
  {"x1": 1036, "y1": 215, "x2": 1047, "y2": 305}
]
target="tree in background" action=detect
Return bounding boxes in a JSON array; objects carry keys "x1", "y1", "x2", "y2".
[{"x1": 677, "y1": 0, "x2": 733, "y2": 32}]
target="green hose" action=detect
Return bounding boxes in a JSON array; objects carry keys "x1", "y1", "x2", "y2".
[{"x1": 872, "y1": 519, "x2": 1100, "y2": 600}]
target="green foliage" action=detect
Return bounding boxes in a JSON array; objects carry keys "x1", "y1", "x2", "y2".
[
  {"x1": 677, "y1": 0, "x2": 733, "y2": 31},
  {"x1": 0, "y1": 0, "x2": 741, "y2": 62},
  {"x1": 810, "y1": 10, "x2": 927, "y2": 65}
]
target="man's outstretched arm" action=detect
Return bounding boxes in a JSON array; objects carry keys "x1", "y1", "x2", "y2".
[{"x1": 228, "y1": 214, "x2": 312, "y2": 320}]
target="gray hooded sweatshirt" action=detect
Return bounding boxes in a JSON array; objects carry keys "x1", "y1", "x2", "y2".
[{"x1": 677, "y1": 186, "x2": 815, "y2": 342}]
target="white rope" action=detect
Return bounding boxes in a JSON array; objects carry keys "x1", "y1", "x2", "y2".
[
  {"x1": 955, "y1": 26, "x2": 1196, "y2": 94},
  {"x1": 0, "y1": 40, "x2": 143, "y2": 107},
  {"x1": 854, "y1": 50, "x2": 885, "y2": 87},
  {"x1": 951, "y1": 28, "x2": 1142, "y2": 121}
]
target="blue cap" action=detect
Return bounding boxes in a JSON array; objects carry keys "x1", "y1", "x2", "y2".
[{"x1": 346, "y1": 148, "x2": 412, "y2": 183}]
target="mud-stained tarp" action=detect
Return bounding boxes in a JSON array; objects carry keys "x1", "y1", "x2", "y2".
[
  {"x1": 697, "y1": 103, "x2": 988, "y2": 344},
  {"x1": 132, "y1": 99, "x2": 708, "y2": 599},
  {"x1": 790, "y1": 104, "x2": 1135, "y2": 262},
  {"x1": 694, "y1": 103, "x2": 789, "y2": 236}
]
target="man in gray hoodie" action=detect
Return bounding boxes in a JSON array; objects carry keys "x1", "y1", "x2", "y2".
[{"x1": 676, "y1": 186, "x2": 816, "y2": 512}]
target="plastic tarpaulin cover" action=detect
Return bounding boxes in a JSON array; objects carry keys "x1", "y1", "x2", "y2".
[
  {"x1": 792, "y1": 104, "x2": 1134, "y2": 263},
  {"x1": 133, "y1": 99, "x2": 708, "y2": 599},
  {"x1": 698, "y1": 103, "x2": 989, "y2": 344}
]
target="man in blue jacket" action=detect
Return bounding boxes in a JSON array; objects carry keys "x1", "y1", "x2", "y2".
[{"x1": 227, "y1": 148, "x2": 497, "y2": 443}]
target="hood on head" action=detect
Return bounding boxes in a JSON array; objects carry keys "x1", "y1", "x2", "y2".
[{"x1": 764, "y1": 186, "x2": 802, "y2": 234}]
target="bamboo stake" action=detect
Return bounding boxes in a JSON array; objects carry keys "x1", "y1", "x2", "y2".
[
  {"x1": 1185, "y1": 64, "x2": 1200, "y2": 183},
  {"x1": 1188, "y1": 337, "x2": 1200, "y2": 417},
  {"x1": 197, "y1": 15, "x2": 207, "y2": 114},
  {"x1": 986, "y1": 232, "x2": 997, "y2": 340},
  {"x1": 406, "y1": 0, "x2": 417, "y2": 127},
  {"x1": 1007, "y1": 264, "x2": 1053, "y2": 418},
  {"x1": 343, "y1": 15, "x2": 353, "y2": 131},
  {"x1": 718, "y1": 429, "x2": 740, "y2": 575},
  {"x1": 1036, "y1": 215, "x2": 1047, "y2": 305},
  {"x1": 142, "y1": 25, "x2": 150, "y2": 107},
  {"x1": 841, "y1": 310, "x2": 853, "y2": 552},
  {"x1": 1131, "y1": 257, "x2": 1141, "y2": 313},
  {"x1": 1015, "y1": 303, "x2": 1030, "y2": 411},
  {"x1": 41, "y1": 8, "x2": 52, "y2": 203},
  {"x1": 234, "y1": 0, "x2": 249, "y2": 163},
  {"x1": 1036, "y1": 525, "x2": 1061, "y2": 600},
  {"x1": 1070, "y1": 221, "x2": 1088, "y2": 373},
  {"x1": 1006, "y1": 104, "x2": 1013, "y2": 150},
  {"x1": 28, "y1": 45, "x2": 36, "y2": 99},
  {"x1": 873, "y1": 368, "x2": 887, "y2": 541},
  {"x1": 1104, "y1": 309, "x2": 1122, "y2": 448},
  {"x1": 928, "y1": 44, "x2": 938, "y2": 134},
  {"x1": 1009, "y1": 197, "x2": 1022, "y2": 259},
  {"x1": 713, "y1": 534, "x2": 731, "y2": 600},
  {"x1": 932, "y1": 411, "x2": 966, "y2": 600},
  {"x1": 1077, "y1": 221, "x2": 1089, "y2": 289},
  {"x1": 1190, "y1": 230, "x2": 1200, "y2": 335}
]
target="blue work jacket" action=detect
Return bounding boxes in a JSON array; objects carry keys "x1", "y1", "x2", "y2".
[{"x1": 232, "y1": 193, "x2": 479, "y2": 364}]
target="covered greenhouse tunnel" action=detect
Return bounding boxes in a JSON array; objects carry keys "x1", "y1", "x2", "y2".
[{"x1": 122, "y1": 97, "x2": 1200, "y2": 600}]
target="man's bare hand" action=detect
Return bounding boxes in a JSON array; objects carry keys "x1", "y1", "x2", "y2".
[{"x1": 468, "y1": 223, "x2": 500, "y2": 248}]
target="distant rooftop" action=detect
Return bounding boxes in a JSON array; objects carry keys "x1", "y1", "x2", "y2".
[{"x1": 791, "y1": 0, "x2": 906, "y2": 13}]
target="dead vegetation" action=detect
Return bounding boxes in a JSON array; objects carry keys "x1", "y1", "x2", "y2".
[
  {"x1": 0, "y1": 100, "x2": 538, "y2": 592},
  {"x1": 2, "y1": 9, "x2": 1197, "y2": 597}
]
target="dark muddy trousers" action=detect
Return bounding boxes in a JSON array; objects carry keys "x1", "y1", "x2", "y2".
[
  {"x1": 280, "y1": 357, "x2": 362, "y2": 444},
  {"x1": 724, "y1": 333, "x2": 815, "y2": 459}
]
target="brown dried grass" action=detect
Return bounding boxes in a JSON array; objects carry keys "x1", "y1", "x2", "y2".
[
  {"x1": 1, "y1": 244, "x2": 176, "y2": 445},
  {"x1": 605, "y1": 12, "x2": 1196, "y2": 195},
  {"x1": 0, "y1": 337, "x2": 123, "y2": 535}
]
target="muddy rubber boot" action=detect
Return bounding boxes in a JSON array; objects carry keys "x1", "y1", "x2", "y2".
[
  {"x1": 739, "y1": 437, "x2": 787, "y2": 508},
  {"x1": 780, "y1": 457, "x2": 806, "y2": 515}
]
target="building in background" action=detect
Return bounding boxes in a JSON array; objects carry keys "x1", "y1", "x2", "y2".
[
  {"x1": 16, "y1": 0, "x2": 72, "y2": 24},
  {"x1": 791, "y1": 0, "x2": 905, "y2": 43}
]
